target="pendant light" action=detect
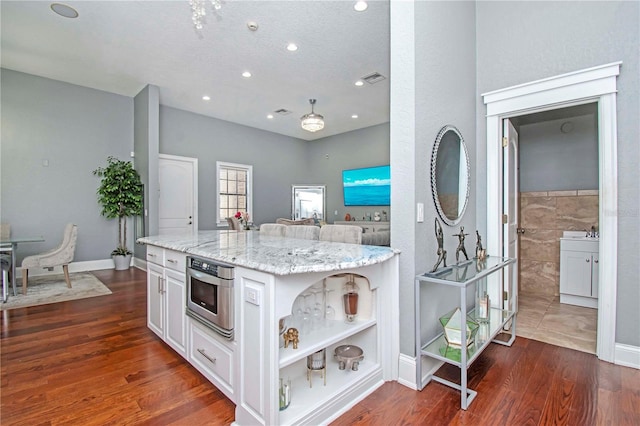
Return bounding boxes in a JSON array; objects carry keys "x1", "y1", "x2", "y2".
[{"x1": 301, "y1": 99, "x2": 325, "y2": 132}]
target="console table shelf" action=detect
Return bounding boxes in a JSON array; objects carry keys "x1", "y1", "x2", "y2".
[{"x1": 415, "y1": 256, "x2": 516, "y2": 410}]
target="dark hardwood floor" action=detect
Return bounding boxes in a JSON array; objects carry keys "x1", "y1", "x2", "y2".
[{"x1": 1, "y1": 268, "x2": 638, "y2": 425}]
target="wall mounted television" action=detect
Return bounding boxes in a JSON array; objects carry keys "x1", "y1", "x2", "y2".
[{"x1": 342, "y1": 165, "x2": 391, "y2": 206}]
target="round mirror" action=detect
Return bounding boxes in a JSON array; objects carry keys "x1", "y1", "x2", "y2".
[{"x1": 430, "y1": 125, "x2": 470, "y2": 226}]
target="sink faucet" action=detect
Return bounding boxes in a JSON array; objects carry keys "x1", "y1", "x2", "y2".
[{"x1": 585, "y1": 226, "x2": 598, "y2": 238}]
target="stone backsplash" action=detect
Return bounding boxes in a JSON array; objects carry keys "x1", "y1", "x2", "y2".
[{"x1": 519, "y1": 190, "x2": 599, "y2": 296}]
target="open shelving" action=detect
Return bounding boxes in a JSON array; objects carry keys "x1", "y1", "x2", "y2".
[{"x1": 415, "y1": 256, "x2": 516, "y2": 410}]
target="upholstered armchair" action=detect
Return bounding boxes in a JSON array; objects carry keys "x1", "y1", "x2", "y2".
[
  {"x1": 1, "y1": 223, "x2": 13, "y2": 300},
  {"x1": 284, "y1": 225, "x2": 320, "y2": 240},
  {"x1": 21, "y1": 223, "x2": 77, "y2": 294},
  {"x1": 319, "y1": 225, "x2": 362, "y2": 244},
  {"x1": 226, "y1": 217, "x2": 242, "y2": 230},
  {"x1": 276, "y1": 218, "x2": 316, "y2": 226},
  {"x1": 259, "y1": 223, "x2": 287, "y2": 237}
]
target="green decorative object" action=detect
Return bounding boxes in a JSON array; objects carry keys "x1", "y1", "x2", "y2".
[
  {"x1": 439, "y1": 307, "x2": 479, "y2": 347},
  {"x1": 93, "y1": 156, "x2": 143, "y2": 263}
]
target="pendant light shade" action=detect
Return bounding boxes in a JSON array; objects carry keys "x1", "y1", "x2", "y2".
[{"x1": 301, "y1": 99, "x2": 325, "y2": 132}]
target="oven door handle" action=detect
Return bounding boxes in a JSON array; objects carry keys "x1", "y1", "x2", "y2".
[{"x1": 188, "y1": 269, "x2": 230, "y2": 287}]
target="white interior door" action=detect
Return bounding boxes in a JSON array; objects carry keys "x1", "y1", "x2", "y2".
[
  {"x1": 503, "y1": 119, "x2": 519, "y2": 312},
  {"x1": 159, "y1": 155, "x2": 198, "y2": 235}
]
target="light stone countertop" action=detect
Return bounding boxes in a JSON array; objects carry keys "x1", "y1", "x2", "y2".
[{"x1": 138, "y1": 230, "x2": 399, "y2": 275}]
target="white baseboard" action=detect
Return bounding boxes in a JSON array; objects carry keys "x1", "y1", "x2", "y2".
[
  {"x1": 397, "y1": 353, "x2": 418, "y2": 390},
  {"x1": 615, "y1": 343, "x2": 640, "y2": 369},
  {"x1": 14, "y1": 256, "x2": 150, "y2": 278},
  {"x1": 397, "y1": 353, "x2": 444, "y2": 390},
  {"x1": 16, "y1": 258, "x2": 117, "y2": 278}
]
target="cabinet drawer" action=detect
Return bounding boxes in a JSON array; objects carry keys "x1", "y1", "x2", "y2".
[
  {"x1": 190, "y1": 320, "x2": 234, "y2": 395},
  {"x1": 164, "y1": 250, "x2": 186, "y2": 272},
  {"x1": 146, "y1": 245, "x2": 164, "y2": 265}
]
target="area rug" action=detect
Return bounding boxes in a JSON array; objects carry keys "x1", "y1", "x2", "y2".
[{"x1": 1, "y1": 272, "x2": 112, "y2": 310}]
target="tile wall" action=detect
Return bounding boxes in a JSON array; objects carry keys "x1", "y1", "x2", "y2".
[{"x1": 519, "y1": 190, "x2": 599, "y2": 296}]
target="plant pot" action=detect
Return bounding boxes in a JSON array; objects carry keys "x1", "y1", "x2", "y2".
[{"x1": 113, "y1": 254, "x2": 132, "y2": 270}]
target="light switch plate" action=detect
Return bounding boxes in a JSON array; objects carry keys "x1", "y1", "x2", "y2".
[{"x1": 417, "y1": 202, "x2": 424, "y2": 222}]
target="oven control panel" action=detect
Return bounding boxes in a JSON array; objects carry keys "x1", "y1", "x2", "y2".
[{"x1": 188, "y1": 256, "x2": 234, "y2": 280}]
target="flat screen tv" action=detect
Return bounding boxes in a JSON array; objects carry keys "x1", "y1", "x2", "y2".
[{"x1": 342, "y1": 165, "x2": 391, "y2": 206}]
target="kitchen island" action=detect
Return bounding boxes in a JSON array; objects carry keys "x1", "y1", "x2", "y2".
[{"x1": 138, "y1": 230, "x2": 400, "y2": 425}]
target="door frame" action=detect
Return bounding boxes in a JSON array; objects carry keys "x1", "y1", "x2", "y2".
[{"x1": 482, "y1": 62, "x2": 621, "y2": 362}]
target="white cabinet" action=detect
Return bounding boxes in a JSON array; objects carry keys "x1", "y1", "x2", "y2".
[
  {"x1": 234, "y1": 259, "x2": 398, "y2": 426},
  {"x1": 188, "y1": 318, "x2": 236, "y2": 402},
  {"x1": 560, "y1": 238, "x2": 599, "y2": 308},
  {"x1": 146, "y1": 246, "x2": 187, "y2": 358}
]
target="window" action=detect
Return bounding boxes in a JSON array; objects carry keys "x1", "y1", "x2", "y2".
[{"x1": 217, "y1": 161, "x2": 253, "y2": 226}]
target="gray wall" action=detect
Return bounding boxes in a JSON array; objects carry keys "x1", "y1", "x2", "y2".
[
  {"x1": 1, "y1": 69, "x2": 390, "y2": 267},
  {"x1": 519, "y1": 114, "x2": 599, "y2": 192},
  {"x1": 475, "y1": 0, "x2": 640, "y2": 346},
  {"x1": 159, "y1": 106, "x2": 312, "y2": 228},
  {"x1": 392, "y1": 0, "x2": 477, "y2": 356},
  {"x1": 0, "y1": 69, "x2": 133, "y2": 264},
  {"x1": 305, "y1": 123, "x2": 390, "y2": 223},
  {"x1": 133, "y1": 84, "x2": 160, "y2": 259}
]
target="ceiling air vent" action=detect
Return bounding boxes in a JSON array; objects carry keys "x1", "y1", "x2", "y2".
[
  {"x1": 361, "y1": 72, "x2": 386, "y2": 84},
  {"x1": 274, "y1": 108, "x2": 292, "y2": 115}
]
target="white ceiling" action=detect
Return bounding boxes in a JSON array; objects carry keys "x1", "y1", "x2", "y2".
[{"x1": 1, "y1": 1, "x2": 390, "y2": 141}]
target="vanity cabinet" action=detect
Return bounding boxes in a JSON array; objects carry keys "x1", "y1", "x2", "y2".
[
  {"x1": 415, "y1": 257, "x2": 516, "y2": 410},
  {"x1": 146, "y1": 245, "x2": 187, "y2": 358},
  {"x1": 560, "y1": 238, "x2": 599, "y2": 308}
]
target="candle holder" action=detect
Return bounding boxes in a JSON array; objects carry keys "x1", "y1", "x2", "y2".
[
  {"x1": 306, "y1": 349, "x2": 326, "y2": 388},
  {"x1": 342, "y1": 278, "x2": 359, "y2": 323}
]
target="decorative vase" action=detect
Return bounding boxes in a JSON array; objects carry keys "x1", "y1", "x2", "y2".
[{"x1": 113, "y1": 254, "x2": 132, "y2": 270}]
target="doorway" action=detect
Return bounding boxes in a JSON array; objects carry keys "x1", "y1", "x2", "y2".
[
  {"x1": 482, "y1": 62, "x2": 620, "y2": 362},
  {"x1": 509, "y1": 104, "x2": 599, "y2": 353}
]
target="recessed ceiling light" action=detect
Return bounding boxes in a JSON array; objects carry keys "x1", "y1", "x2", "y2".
[
  {"x1": 50, "y1": 3, "x2": 78, "y2": 18},
  {"x1": 286, "y1": 43, "x2": 298, "y2": 52},
  {"x1": 242, "y1": 71, "x2": 252, "y2": 78},
  {"x1": 202, "y1": 95, "x2": 211, "y2": 101},
  {"x1": 354, "y1": 1, "x2": 368, "y2": 12},
  {"x1": 352, "y1": 114, "x2": 359, "y2": 119},
  {"x1": 267, "y1": 114, "x2": 274, "y2": 119},
  {"x1": 355, "y1": 80, "x2": 364, "y2": 87}
]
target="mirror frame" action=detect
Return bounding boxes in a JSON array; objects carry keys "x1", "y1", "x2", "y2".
[
  {"x1": 291, "y1": 185, "x2": 326, "y2": 221},
  {"x1": 430, "y1": 125, "x2": 470, "y2": 226}
]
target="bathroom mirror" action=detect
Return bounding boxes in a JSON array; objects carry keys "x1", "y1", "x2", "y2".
[
  {"x1": 430, "y1": 125, "x2": 470, "y2": 226},
  {"x1": 292, "y1": 185, "x2": 326, "y2": 221}
]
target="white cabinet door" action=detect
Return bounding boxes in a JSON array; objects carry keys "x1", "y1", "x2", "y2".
[
  {"x1": 147, "y1": 262, "x2": 164, "y2": 338},
  {"x1": 591, "y1": 253, "x2": 599, "y2": 297},
  {"x1": 165, "y1": 269, "x2": 187, "y2": 357},
  {"x1": 561, "y1": 250, "x2": 592, "y2": 298}
]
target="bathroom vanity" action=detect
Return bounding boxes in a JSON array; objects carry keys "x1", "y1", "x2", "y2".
[
  {"x1": 560, "y1": 231, "x2": 599, "y2": 308},
  {"x1": 138, "y1": 231, "x2": 400, "y2": 425}
]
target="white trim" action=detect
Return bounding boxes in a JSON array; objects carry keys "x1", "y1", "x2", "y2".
[
  {"x1": 16, "y1": 259, "x2": 120, "y2": 278},
  {"x1": 397, "y1": 353, "x2": 418, "y2": 390},
  {"x1": 483, "y1": 62, "x2": 621, "y2": 363},
  {"x1": 216, "y1": 161, "x2": 253, "y2": 227},
  {"x1": 132, "y1": 256, "x2": 147, "y2": 271},
  {"x1": 615, "y1": 343, "x2": 640, "y2": 370}
]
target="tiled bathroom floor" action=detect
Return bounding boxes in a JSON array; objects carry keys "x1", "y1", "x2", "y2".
[{"x1": 517, "y1": 291, "x2": 597, "y2": 354}]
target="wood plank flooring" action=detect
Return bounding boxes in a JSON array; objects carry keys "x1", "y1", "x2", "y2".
[{"x1": 2, "y1": 268, "x2": 638, "y2": 425}]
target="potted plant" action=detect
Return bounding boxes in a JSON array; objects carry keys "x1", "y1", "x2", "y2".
[{"x1": 93, "y1": 156, "x2": 143, "y2": 270}]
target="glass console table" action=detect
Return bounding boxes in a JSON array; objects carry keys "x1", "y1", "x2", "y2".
[{"x1": 415, "y1": 256, "x2": 516, "y2": 410}]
